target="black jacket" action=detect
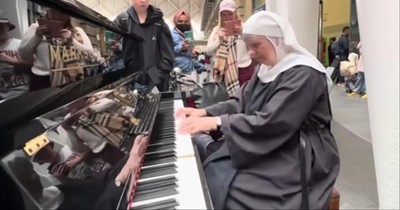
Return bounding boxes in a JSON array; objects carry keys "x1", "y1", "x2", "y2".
[{"x1": 114, "y1": 6, "x2": 174, "y2": 87}]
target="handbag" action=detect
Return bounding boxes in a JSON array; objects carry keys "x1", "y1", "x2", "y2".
[{"x1": 190, "y1": 82, "x2": 229, "y2": 108}]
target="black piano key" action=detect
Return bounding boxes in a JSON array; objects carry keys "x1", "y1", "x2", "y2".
[
  {"x1": 151, "y1": 131, "x2": 176, "y2": 138},
  {"x1": 146, "y1": 144, "x2": 176, "y2": 153},
  {"x1": 143, "y1": 152, "x2": 176, "y2": 165},
  {"x1": 131, "y1": 198, "x2": 179, "y2": 210},
  {"x1": 133, "y1": 188, "x2": 178, "y2": 202},
  {"x1": 147, "y1": 141, "x2": 175, "y2": 147},
  {"x1": 148, "y1": 139, "x2": 175, "y2": 146},
  {"x1": 140, "y1": 164, "x2": 177, "y2": 179},
  {"x1": 143, "y1": 157, "x2": 176, "y2": 166},
  {"x1": 137, "y1": 175, "x2": 176, "y2": 188},
  {"x1": 136, "y1": 180, "x2": 177, "y2": 194},
  {"x1": 145, "y1": 149, "x2": 176, "y2": 158}
]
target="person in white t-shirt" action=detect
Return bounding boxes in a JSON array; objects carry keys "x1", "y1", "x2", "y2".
[
  {"x1": 18, "y1": 8, "x2": 95, "y2": 91},
  {"x1": 0, "y1": 14, "x2": 31, "y2": 101}
]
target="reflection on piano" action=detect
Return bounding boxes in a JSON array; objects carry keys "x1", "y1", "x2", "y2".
[{"x1": 0, "y1": 0, "x2": 213, "y2": 209}]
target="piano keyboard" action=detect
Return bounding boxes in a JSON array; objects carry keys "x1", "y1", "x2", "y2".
[{"x1": 128, "y1": 98, "x2": 209, "y2": 209}]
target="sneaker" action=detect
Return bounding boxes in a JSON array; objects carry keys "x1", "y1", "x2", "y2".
[
  {"x1": 347, "y1": 92, "x2": 358, "y2": 96},
  {"x1": 361, "y1": 94, "x2": 368, "y2": 99}
]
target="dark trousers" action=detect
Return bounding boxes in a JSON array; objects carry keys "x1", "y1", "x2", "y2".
[
  {"x1": 192, "y1": 133, "x2": 224, "y2": 163},
  {"x1": 29, "y1": 71, "x2": 51, "y2": 91}
]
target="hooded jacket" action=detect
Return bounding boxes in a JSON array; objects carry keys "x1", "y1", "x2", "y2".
[{"x1": 114, "y1": 5, "x2": 174, "y2": 86}]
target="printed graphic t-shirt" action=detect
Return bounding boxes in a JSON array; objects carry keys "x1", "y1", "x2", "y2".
[{"x1": 0, "y1": 38, "x2": 29, "y2": 100}]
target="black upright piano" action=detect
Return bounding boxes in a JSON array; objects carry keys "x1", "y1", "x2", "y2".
[{"x1": 0, "y1": 0, "x2": 212, "y2": 209}]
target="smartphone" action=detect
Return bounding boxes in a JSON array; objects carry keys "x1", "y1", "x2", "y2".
[
  {"x1": 37, "y1": 19, "x2": 63, "y2": 38},
  {"x1": 223, "y1": 19, "x2": 241, "y2": 35},
  {"x1": 184, "y1": 30, "x2": 194, "y2": 44}
]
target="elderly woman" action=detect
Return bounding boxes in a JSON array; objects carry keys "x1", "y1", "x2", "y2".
[
  {"x1": 176, "y1": 11, "x2": 340, "y2": 209},
  {"x1": 171, "y1": 10, "x2": 205, "y2": 74}
]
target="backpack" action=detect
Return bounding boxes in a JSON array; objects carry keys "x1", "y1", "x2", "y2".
[{"x1": 331, "y1": 39, "x2": 341, "y2": 56}]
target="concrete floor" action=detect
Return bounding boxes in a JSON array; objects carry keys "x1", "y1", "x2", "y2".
[{"x1": 330, "y1": 86, "x2": 378, "y2": 209}]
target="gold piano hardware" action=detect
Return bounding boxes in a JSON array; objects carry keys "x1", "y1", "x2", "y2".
[
  {"x1": 112, "y1": 91, "x2": 135, "y2": 106},
  {"x1": 23, "y1": 133, "x2": 50, "y2": 156},
  {"x1": 130, "y1": 117, "x2": 140, "y2": 126}
]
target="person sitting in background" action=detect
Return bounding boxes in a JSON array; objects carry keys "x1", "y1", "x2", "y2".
[
  {"x1": 171, "y1": 10, "x2": 205, "y2": 74},
  {"x1": 0, "y1": 13, "x2": 31, "y2": 101},
  {"x1": 18, "y1": 8, "x2": 94, "y2": 91},
  {"x1": 103, "y1": 39, "x2": 124, "y2": 73},
  {"x1": 176, "y1": 11, "x2": 339, "y2": 209}
]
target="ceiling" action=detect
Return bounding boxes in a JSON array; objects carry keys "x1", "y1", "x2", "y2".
[{"x1": 79, "y1": 0, "x2": 207, "y2": 39}]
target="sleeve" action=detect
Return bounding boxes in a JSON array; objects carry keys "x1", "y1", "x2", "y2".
[
  {"x1": 18, "y1": 23, "x2": 42, "y2": 64},
  {"x1": 205, "y1": 27, "x2": 221, "y2": 56},
  {"x1": 220, "y1": 67, "x2": 327, "y2": 168},
  {"x1": 171, "y1": 30, "x2": 183, "y2": 55},
  {"x1": 343, "y1": 38, "x2": 349, "y2": 52},
  {"x1": 158, "y1": 20, "x2": 174, "y2": 72}
]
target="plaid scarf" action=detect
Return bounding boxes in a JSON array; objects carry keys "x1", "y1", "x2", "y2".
[
  {"x1": 49, "y1": 39, "x2": 85, "y2": 87},
  {"x1": 78, "y1": 112, "x2": 130, "y2": 148},
  {"x1": 213, "y1": 36, "x2": 240, "y2": 96}
]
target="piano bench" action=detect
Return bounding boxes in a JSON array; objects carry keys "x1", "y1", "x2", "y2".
[{"x1": 329, "y1": 188, "x2": 340, "y2": 210}]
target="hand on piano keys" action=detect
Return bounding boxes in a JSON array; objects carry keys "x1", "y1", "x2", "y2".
[
  {"x1": 174, "y1": 107, "x2": 207, "y2": 119},
  {"x1": 177, "y1": 116, "x2": 220, "y2": 135},
  {"x1": 115, "y1": 135, "x2": 150, "y2": 200}
]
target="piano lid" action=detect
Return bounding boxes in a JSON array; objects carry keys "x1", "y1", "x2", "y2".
[{"x1": 28, "y1": 0, "x2": 144, "y2": 42}]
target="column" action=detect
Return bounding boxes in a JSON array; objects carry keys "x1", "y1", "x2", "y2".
[
  {"x1": 267, "y1": 0, "x2": 320, "y2": 56},
  {"x1": 356, "y1": 0, "x2": 399, "y2": 208}
]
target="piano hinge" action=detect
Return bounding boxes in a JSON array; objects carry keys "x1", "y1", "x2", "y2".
[{"x1": 23, "y1": 133, "x2": 50, "y2": 157}]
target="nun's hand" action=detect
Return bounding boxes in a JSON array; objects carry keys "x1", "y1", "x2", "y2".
[
  {"x1": 175, "y1": 107, "x2": 206, "y2": 119},
  {"x1": 178, "y1": 117, "x2": 219, "y2": 135}
]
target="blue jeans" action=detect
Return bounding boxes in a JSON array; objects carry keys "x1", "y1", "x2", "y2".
[{"x1": 353, "y1": 72, "x2": 366, "y2": 94}]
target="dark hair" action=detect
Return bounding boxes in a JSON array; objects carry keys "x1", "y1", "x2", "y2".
[
  {"x1": 330, "y1": 37, "x2": 337, "y2": 42},
  {"x1": 342, "y1": 26, "x2": 350, "y2": 33}
]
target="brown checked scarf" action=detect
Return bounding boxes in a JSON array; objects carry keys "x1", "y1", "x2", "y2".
[
  {"x1": 213, "y1": 36, "x2": 240, "y2": 96},
  {"x1": 78, "y1": 112, "x2": 130, "y2": 148}
]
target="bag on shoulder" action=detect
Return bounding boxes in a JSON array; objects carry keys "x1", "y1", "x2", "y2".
[{"x1": 190, "y1": 82, "x2": 229, "y2": 108}]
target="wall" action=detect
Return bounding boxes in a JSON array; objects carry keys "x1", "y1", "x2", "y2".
[
  {"x1": 356, "y1": 0, "x2": 399, "y2": 208},
  {"x1": 268, "y1": 0, "x2": 320, "y2": 57},
  {"x1": 323, "y1": 0, "x2": 351, "y2": 38},
  {"x1": 0, "y1": 0, "x2": 29, "y2": 39}
]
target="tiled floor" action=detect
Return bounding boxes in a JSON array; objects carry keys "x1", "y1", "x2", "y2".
[{"x1": 330, "y1": 86, "x2": 378, "y2": 209}]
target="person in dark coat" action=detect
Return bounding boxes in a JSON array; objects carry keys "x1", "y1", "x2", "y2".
[
  {"x1": 175, "y1": 11, "x2": 340, "y2": 209},
  {"x1": 114, "y1": 0, "x2": 174, "y2": 92}
]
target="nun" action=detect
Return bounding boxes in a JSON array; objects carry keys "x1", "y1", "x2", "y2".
[{"x1": 176, "y1": 11, "x2": 340, "y2": 209}]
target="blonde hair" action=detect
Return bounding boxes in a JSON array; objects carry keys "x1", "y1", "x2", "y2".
[{"x1": 217, "y1": 10, "x2": 242, "y2": 28}]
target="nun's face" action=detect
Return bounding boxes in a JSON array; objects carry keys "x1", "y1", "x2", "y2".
[{"x1": 245, "y1": 35, "x2": 277, "y2": 66}]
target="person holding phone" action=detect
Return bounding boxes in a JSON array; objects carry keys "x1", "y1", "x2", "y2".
[
  {"x1": 18, "y1": 8, "x2": 95, "y2": 91},
  {"x1": 205, "y1": 0, "x2": 255, "y2": 95},
  {"x1": 171, "y1": 10, "x2": 205, "y2": 74}
]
